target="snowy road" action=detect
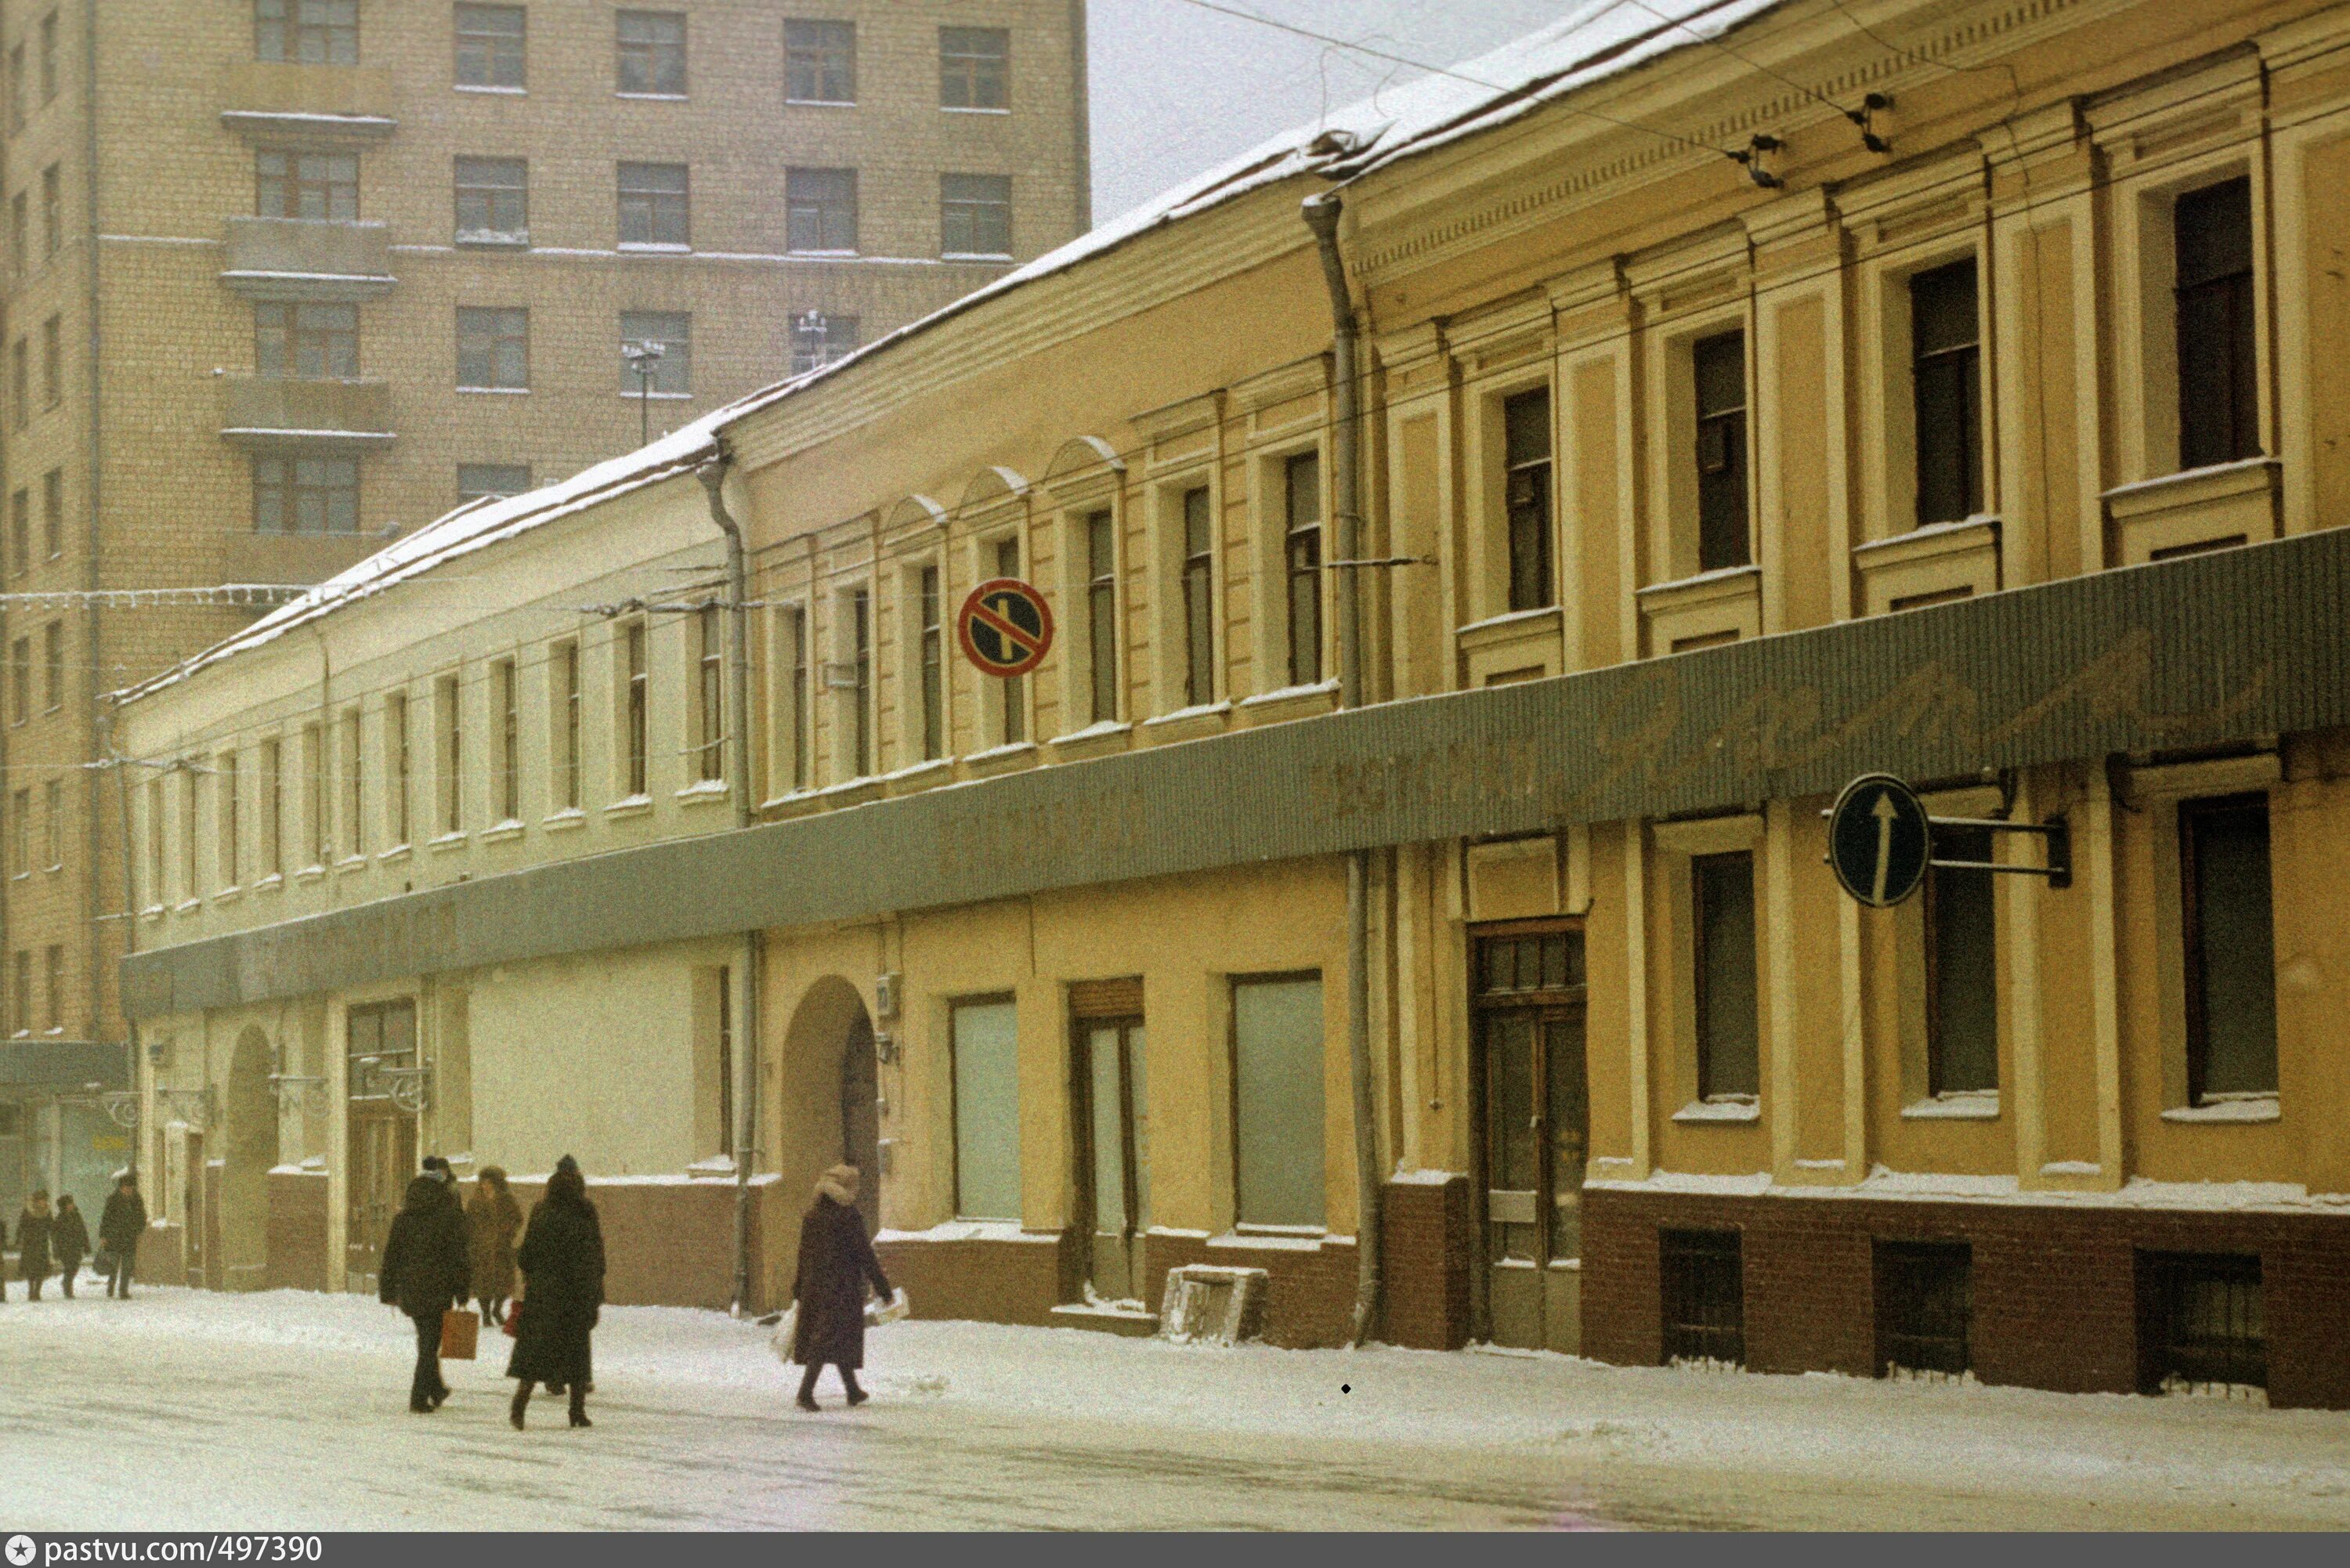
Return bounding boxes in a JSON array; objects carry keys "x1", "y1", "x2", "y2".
[{"x1": 2, "y1": 1288, "x2": 2348, "y2": 1530}]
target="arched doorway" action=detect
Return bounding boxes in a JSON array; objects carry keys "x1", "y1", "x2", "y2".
[
  {"x1": 222, "y1": 1027, "x2": 280, "y2": 1291},
  {"x1": 780, "y1": 977, "x2": 880, "y2": 1236}
]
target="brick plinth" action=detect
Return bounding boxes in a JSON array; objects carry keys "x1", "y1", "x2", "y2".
[
  {"x1": 265, "y1": 1169, "x2": 330, "y2": 1293},
  {"x1": 874, "y1": 1232, "x2": 1072, "y2": 1327},
  {"x1": 1584, "y1": 1188, "x2": 2350, "y2": 1410},
  {"x1": 1141, "y1": 1233, "x2": 1358, "y2": 1348},
  {"x1": 1380, "y1": 1176, "x2": 1472, "y2": 1349},
  {"x1": 497, "y1": 1175, "x2": 789, "y2": 1314}
]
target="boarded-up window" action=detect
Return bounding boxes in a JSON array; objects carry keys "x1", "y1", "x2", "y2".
[
  {"x1": 1231, "y1": 974, "x2": 1324, "y2": 1229},
  {"x1": 2181, "y1": 794, "x2": 2276, "y2": 1101},
  {"x1": 951, "y1": 997, "x2": 1021, "y2": 1220},
  {"x1": 1692, "y1": 851, "x2": 1759, "y2": 1100}
]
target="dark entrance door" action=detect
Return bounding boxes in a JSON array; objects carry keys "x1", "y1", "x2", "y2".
[
  {"x1": 1470, "y1": 922, "x2": 1588, "y2": 1353},
  {"x1": 344, "y1": 999, "x2": 418, "y2": 1292},
  {"x1": 1068, "y1": 978, "x2": 1148, "y2": 1304}
]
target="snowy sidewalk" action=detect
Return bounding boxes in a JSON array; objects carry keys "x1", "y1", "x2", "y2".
[{"x1": 2, "y1": 1288, "x2": 2347, "y2": 1529}]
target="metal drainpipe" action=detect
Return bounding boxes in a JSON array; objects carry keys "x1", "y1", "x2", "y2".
[
  {"x1": 96, "y1": 699, "x2": 139, "y2": 1136},
  {"x1": 1303, "y1": 191, "x2": 1382, "y2": 1346},
  {"x1": 697, "y1": 453, "x2": 764, "y2": 1317}
]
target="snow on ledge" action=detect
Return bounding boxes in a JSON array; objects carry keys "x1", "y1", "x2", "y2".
[
  {"x1": 1388, "y1": 1167, "x2": 1464, "y2": 1186},
  {"x1": 1585, "y1": 1165, "x2": 2350, "y2": 1212},
  {"x1": 874, "y1": 1220, "x2": 1058, "y2": 1245}
]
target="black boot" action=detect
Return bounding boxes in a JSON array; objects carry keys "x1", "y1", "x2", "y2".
[
  {"x1": 509, "y1": 1382, "x2": 530, "y2": 1431},
  {"x1": 843, "y1": 1369, "x2": 869, "y2": 1407},
  {"x1": 796, "y1": 1364, "x2": 821, "y2": 1411},
  {"x1": 568, "y1": 1386, "x2": 591, "y2": 1429}
]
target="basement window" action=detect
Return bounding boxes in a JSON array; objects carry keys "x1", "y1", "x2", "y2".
[
  {"x1": 1875, "y1": 1240, "x2": 1972, "y2": 1380},
  {"x1": 1660, "y1": 1227, "x2": 1744, "y2": 1369},
  {"x1": 2141, "y1": 1251, "x2": 2265, "y2": 1398}
]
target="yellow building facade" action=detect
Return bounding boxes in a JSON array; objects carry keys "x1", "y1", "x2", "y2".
[{"x1": 122, "y1": 0, "x2": 2350, "y2": 1407}]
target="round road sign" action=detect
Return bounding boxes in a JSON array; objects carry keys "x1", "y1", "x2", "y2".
[
  {"x1": 956, "y1": 576, "x2": 1054, "y2": 678},
  {"x1": 1827, "y1": 773, "x2": 1932, "y2": 909}
]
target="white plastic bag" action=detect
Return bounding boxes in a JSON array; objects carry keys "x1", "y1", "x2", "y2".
[
  {"x1": 768, "y1": 1302, "x2": 798, "y2": 1365},
  {"x1": 866, "y1": 1286, "x2": 910, "y2": 1327}
]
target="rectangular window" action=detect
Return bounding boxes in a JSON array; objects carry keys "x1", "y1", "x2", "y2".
[
  {"x1": 615, "y1": 10, "x2": 685, "y2": 96},
  {"x1": 457, "y1": 463, "x2": 530, "y2": 503},
  {"x1": 215, "y1": 754, "x2": 238, "y2": 887},
  {"x1": 1911, "y1": 258, "x2": 1982, "y2": 526},
  {"x1": 42, "y1": 314, "x2": 61, "y2": 407},
  {"x1": 9, "y1": 788, "x2": 27, "y2": 876},
  {"x1": 1085, "y1": 511, "x2": 1116, "y2": 724},
  {"x1": 2142, "y1": 1252, "x2": 2265, "y2": 1394},
  {"x1": 41, "y1": 468, "x2": 60, "y2": 558},
  {"x1": 778, "y1": 605, "x2": 808, "y2": 791},
  {"x1": 10, "y1": 949, "x2": 27, "y2": 1034},
  {"x1": 1503, "y1": 387, "x2": 1553, "y2": 611},
  {"x1": 302, "y1": 723, "x2": 325, "y2": 865},
  {"x1": 7, "y1": 636, "x2": 24, "y2": 723},
  {"x1": 43, "y1": 774, "x2": 62, "y2": 871},
  {"x1": 456, "y1": 305, "x2": 528, "y2": 390},
  {"x1": 949, "y1": 996, "x2": 1021, "y2": 1219},
  {"x1": 554, "y1": 640, "x2": 581, "y2": 811},
  {"x1": 453, "y1": 156, "x2": 526, "y2": 242},
  {"x1": 11, "y1": 338, "x2": 25, "y2": 428},
  {"x1": 618, "y1": 310, "x2": 690, "y2": 395},
  {"x1": 252, "y1": 455, "x2": 358, "y2": 535},
  {"x1": 1283, "y1": 450, "x2": 1323, "y2": 687},
  {"x1": 1925, "y1": 825, "x2": 1998, "y2": 1096},
  {"x1": 44, "y1": 944, "x2": 61, "y2": 1031},
  {"x1": 8, "y1": 489, "x2": 24, "y2": 574},
  {"x1": 623, "y1": 620, "x2": 648, "y2": 797},
  {"x1": 41, "y1": 164, "x2": 59, "y2": 258},
  {"x1": 1661, "y1": 1228, "x2": 1745, "y2": 1367},
  {"x1": 695, "y1": 605, "x2": 723, "y2": 783},
  {"x1": 9, "y1": 192, "x2": 24, "y2": 279},
  {"x1": 179, "y1": 767, "x2": 197, "y2": 904},
  {"x1": 1231, "y1": 974, "x2": 1325, "y2": 1229},
  {"x1": 435, "y1": 679, "x2": 461, "y2": 836},
  {"x1": 1182, "y1": 486, "x2": 1214, "y2": 707},
  {"x1": 616, "y1": 162, "x2": 689, "y2": 248},
  {"x1": 2175, "y1": 177, "x2": 2258, "y2": 469},
  {"x1": 848, "y1": 587, "x2": 872, "y2": 778},
  {"x1": 1692, "y1": 850, "x2": 1759, "y2": 1100},
  {"x1": 255, "y1": 301, "x2": 358, "y2": 379},
  {"x1": 454, "y1": 3, "x2": 525, "y2": 89},
  {"x1": 146, "y1": 776, "x2": 164, "y2": 905},
  {"x1": 1875, "y1": 1240, "x2": 1971, "y2": 1378},
  {"x1": 386, "y1": 693, "x2": 410, "y2": 847},
  {"x1": 5, "y1": 47, "x2": 20, "y2": 132},
  {"x1": 2180, "y1": 793, "x2": 2277, "y2": 1102},
  {"x1": 494, "y1": 657, "x2": 519, "y2": 822},
  {"x1": 257, "y1": 150, "x2": 356, "y2": 221},
  {"x1": 341, "y1": 710, "x2": 362, "y2": 860},
  {"x1": 262, "y1": 736, "x2": 284, "y2": 875},
  {"x1": 1693, "y1": 330, "x2": 1749, "y2": 572},
  {"x1": 788, "y1": 309, "x2": 858, "y2": 375},
  {"x1": 38, "y1": 11, "x2": 56, "y2": 103},
  {"x1": 994, "y1": 536, "x2": 1025, "y2": 743},
  {"x1": 784, "y1": 18, "x2": 854, "y2": 103},
  {"x1": 41, "y1": 620, "x2": 61, "y2": 710},
  {"x1": 939, "y1": 25, "x2": 1008, "y2": 110},
  {"x1": 918, "y1": 565, "x2": 943, "y2": 761},
  {"x1": 257, "y1": 0, "x2": 358, "y2": 66},
  {"x1": 715, "y1": 966, "x2": 735, "y2": 1158},
  {"x1": 785, "y1": 167, "x2": 856, "y2": 254},
  {"x1": 940, "y1": 173, "x2": 1012, "y2": 258}
]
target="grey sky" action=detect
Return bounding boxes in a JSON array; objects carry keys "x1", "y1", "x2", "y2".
[{"x1": 1086, "y1": 1, "x2": 1571, "y2": 223}]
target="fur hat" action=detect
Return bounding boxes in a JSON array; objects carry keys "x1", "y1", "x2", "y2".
[
  {"x1": 816, "y1": 1164, "x2": 860, "y2": 1205},
  {"x1": 554, "y1": 1154, "x2": 580, "y2": 1178}
]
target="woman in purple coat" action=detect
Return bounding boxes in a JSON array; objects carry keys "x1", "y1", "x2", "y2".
[{"x1": 789, "y1": 1165, "x2": 891, "y2": 1411}]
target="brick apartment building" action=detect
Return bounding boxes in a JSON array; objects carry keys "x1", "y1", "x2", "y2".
[{"x1": 0, "y1": 0, "x2": 1089, "y2": 1218}]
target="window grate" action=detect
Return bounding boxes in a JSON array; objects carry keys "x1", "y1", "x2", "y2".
[
  {"x1": 1875, "y1": 1240, "x2": 1971, "y2": 1378},
  {"x1": 1660, "y1": 1228, "x2": 1744, "y2": 1367},
  {"x1": 2145, "y1": 1251, "x2": 2265, "y2": 1394}
]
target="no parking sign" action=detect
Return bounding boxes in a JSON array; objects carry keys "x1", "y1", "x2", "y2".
[{"x1": 956, "y1": 577, "x2": 1054, "y2": 677}]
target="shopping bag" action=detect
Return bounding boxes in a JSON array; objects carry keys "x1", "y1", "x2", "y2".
[
  {"x1": 501, "y1": 1300, "x2": 522, "y2": 1339},
  {"x1": 768, "y1": 1302, "x2": 798, "y2": 1365},
  {"x1": 439, "y1": 1306, "x2": 481, "y2": 1360},
  {"x1": 866, "y1": 1287, "x2": 910, "y2": 1327},
  {"x1": 91, "y1": 1248, "x2": 115, "y2": 1280}
]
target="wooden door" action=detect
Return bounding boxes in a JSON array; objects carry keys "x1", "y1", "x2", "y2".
[
  {"x1": 344, "y1": 1106, "x2": 414, "y2": 1292},
  {"x1": 1471, "y1": 925, "x2": 1588, "y2": 1353}
]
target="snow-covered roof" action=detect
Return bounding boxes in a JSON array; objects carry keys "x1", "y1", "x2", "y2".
[{"x1": 121, "y1": 0, "x2": 1772, "y2": 709}]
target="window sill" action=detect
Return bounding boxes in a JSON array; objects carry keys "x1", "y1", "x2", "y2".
[
  {"x1": 334, "y1": 854, "x2": 368, "y2": 873},
  {"x1": 255, "y1": 873, "x2": 284, "y2": 893},
  {"x1": 604, "y1": 794, "x2": 653, "y2": 821},
  {"x1": 1236, "y1": 680, "x2": 1339, "y2": 726},
  {"x1": 1141, "y1": 701, "x2": 1231, "y2": 744},
  {"x1": 881, "y1": 757, "x2": 955, "y2": 797},
  {"x1": 213, "y1": 885, "x2": 244, "y2": 905},
  {"x1": 1900, "y1": 1092, "x2": 2001, "y2": 1121},
  {"x1": 2160, "y1": 1097, "x2": 2280, "y2": 1124},
  {"x1": 541, "y1": 807, "x2": 587, "y2": 833},
  {"x1": 1212, "y1": 1227, "x2": 1331, "y2": 1252},
  {"x1": 812, "y1": 775, "x2": 884, "y2": 806},
  {"x1": 479, "y1": 819, "x2": 525, "y2": 844},
  {"x1": 962, "y1": 740, "x2": 1039, "y2": 779},
  {"x1": 786, "y1": 248, "x2": 859, "y2": 259},
  {"x1": 674, "y1": 780, "x2": 731, "y2": 806},
  {"x1": 617, "y1": 389, "x2": 693, "y2": 400},
  {"x1": 293, "y1": 865, "x2": 327, "y2": 883},
  {"x1": 375, "y1": 844, "x2": 411, "y2": 865},
  {"x1": 457, "y1": 385, "x2": 531, "y2": 395},
  {"x1": 783, "y1": 98, "x2": 855, "y2": 109},
  {"x1": 941, "y1": 105, "x2": 1010, "y2": 116},
  {"x1": 1672, "y1": 1097, "x2": 1760, "y2": 1124},
  {"x1": 427, "y1": 833, "x2": 468, "y2": 852},
  {"x1": 615, "y1": 92, "x2": 688, "y2": 103},
  {"x1": 139, "y1": 905, "x2": 165, "y2": 921},
  {"x1": 617, "y1": 241, "x2": 692, "y2": 255},
  {"x1": 453, "y1": 84, "x2": 526, "y2": 96},
  {"x1": 453, "y1": 232, "x2": 530, "y2": 250},
  {"x1": 1047, "y1": 718, "x2": 1132, "y2": 757},
  {"x1": 42, "y1": 862, "x2": 61, "y2": 875},
  {"x1": 941, "y1": 251, "x2": 1014, "y2": 263}
]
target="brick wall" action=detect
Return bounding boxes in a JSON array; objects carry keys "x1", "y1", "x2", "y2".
[
  {"x1": 1380, "y1": 1175, "x2": 1471, "y2": 1350},
  {"x1": 1585, "y1": 1189, "x2": 2350, "y2": 1410},
  {"x1": 264, "y1": 1168, "x2": 329, "y2": 1293},
  {"x1": 1141, "y1": 1232, "x2": 1358, "y2": 1349},
  {"x1": 874, "y1": 1231, "x2": 1070, "y2": 1328},
  {"x1": 501, "y1": 1173, "x2": 791, "y2": 1313}
]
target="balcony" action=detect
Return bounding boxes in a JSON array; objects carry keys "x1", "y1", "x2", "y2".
[
  {"x1": 220, "y1": 218, "x2": 395, "y2": 302},
  {"x1": 219, "y1": 376, "x2": 394, "y2": 452},
  {"x1": 219, "y1": 60, "x2": 396, "y2": 145}
]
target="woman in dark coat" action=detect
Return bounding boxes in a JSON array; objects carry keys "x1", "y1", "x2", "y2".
[
  {"x1": 16, "y1": 1190, "x2": 53, "y2": 1301},
  {"x1": 507, "y1": 1156, "x2": 605, "y2": 1429},
  {"x1": 49, "y1": 1195, "x2": 89, "y2": 1298},
  {"x1": 378, "y1": 1173, "x2": 471, "y2": 1413},
  {"x1": 790, "y1": 1164, "x2": 892, "y2": 1411},
  {"x1": 466, "y1": 1167, "x2": 522, "y2": 1326},
  {"x1": 98, "y1": 1172, "x2": 146, "y2": 1299}
]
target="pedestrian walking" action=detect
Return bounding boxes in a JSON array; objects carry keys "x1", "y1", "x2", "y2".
[
  {"x1": 378, "y1": 1172, "x2": 470, "y2": 1414},
  {"x1": 98, "y1": 1172, "x2": 145, "y2": 1299},
  {"x1": 788, "y1": 1164, "x2": 892, "y2": 1411},
  {"x1": 16, "y1": 1190, "x2": 53, "y2": 1302},
  {"x1": 50, "y1": 1194, "x2": 89, "y2": 1299},
  {"x1": 506, "y1": 1155, "x2": 606, "y2": 1431},
  {"x1": 466, "y1": 1166, "x2": 522, "y2": 1327}
]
